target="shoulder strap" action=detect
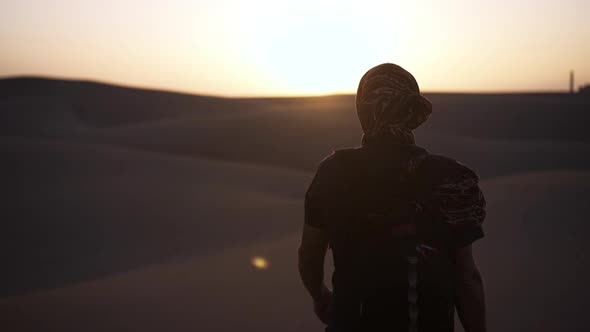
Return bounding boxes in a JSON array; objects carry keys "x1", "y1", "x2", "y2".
[{"x1": 404, "y1": 148, "x2": 430, "y2": 332}]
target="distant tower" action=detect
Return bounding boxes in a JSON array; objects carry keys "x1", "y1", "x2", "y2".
[{"x1": 570, "y1": 70, "x2": 575, "y2": 94}]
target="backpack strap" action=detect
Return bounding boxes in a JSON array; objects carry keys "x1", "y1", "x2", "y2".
[{"x1": 402, "y1": 149, "x2": 430, "y2": 332}]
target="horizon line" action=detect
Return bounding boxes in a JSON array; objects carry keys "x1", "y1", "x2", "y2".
[{"x1": 0, "y1": 74, "x2": 584, "y2": 99}]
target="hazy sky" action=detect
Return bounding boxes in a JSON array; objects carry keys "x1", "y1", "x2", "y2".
[{"x1": 1, "y1": 0, "x2": 589, "y2": 96}]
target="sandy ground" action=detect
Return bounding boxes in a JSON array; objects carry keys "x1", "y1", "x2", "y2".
[{"x1": 1, "y1": 77, "x2": 590, "y2": 331}]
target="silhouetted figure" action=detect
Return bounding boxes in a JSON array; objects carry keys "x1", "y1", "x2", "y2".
[{"x1": 298, "y1": 63, "x2": 487, "y2": 332}]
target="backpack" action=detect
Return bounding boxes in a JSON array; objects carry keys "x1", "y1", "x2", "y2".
[{"x1": 323, "y1": 144, "x2": 456, "y2": 331}]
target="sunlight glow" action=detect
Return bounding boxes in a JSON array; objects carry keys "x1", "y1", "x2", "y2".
[{"x1": 1, "y1": 0, "x2": 589, "y2": 96}]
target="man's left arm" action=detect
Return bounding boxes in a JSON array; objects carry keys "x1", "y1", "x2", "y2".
[{"x1": 452, "y1": 244, "x2": 486, "y2": 332}]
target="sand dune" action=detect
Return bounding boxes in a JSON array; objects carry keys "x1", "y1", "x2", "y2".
[
  {"x1": 0, "y1": 77, "x2": 251, "y2": 128},
  {"x1": 5, "y1": 98, "x2": 588, "y2": 180},
  {"x1": 2, "y1": 78, "x2": 590, "y2": 331},
  {"x1": 1, "y1": 137, "x2": 310, "y2": 297},
  {"x1": 3, "y1": 78, "x2": 589, "y2": 142},
  {"x1": 3, "y1": 78, "x2": 589, "y2": 179},
  {"x1": 476, "y1": 171, "x2": 590, "y2": 332},
  {"x1": 65, "y1": 115, "x2": 590, "y2": 178},
  {"x1": 1, "y1": 171, "x2": 589, "y2": 332},
  {"x1": 0, "y1": 233, "x2": 319, "y2": 332}
]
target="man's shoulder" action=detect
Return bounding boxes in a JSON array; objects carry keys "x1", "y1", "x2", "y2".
[
  {"x1": 316, "y1": 146, "x2": 479, "y2": 182},
  {"x1": 317, "y1": 147, "x2": 363, "y2": 168},
  {"x1": 420, "y1": 153, "x2": 463, "y2": 170},
  {"x1": 417, "y1": 153, "x2": 479, "y2": 185}
]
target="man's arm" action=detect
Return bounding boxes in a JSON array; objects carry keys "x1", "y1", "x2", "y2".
[
  {"x1": 298, "y1": 224, "x2": 332, "y2": 323},
  {"x1": 452, "y1": 244, "x2": 486, "y2": 332},
  {"x1": 298, "y1": 224, "x2": 329, "y2": 300}
]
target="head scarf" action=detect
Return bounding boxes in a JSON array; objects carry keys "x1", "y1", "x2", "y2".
[{"x1": 356, "y1": 63, "x2": 432, "y2": 145}]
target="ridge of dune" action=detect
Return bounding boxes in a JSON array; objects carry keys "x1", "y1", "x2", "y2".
[
  {"x1": 2, "y1": 135, "x2": 312, "y2": 182},
  {"x1": 3, "y1": 78, "x2": 590, "y2": 182},
  {"x1": 2, "y1": 78, "x2": 589, "y2": 142},
  {"x1": 0, "y1": 77, "x2": 255, "y2": 131},
  {"x1": 70, "y1": 119, "x2": 590, "y2": 178},
  {"x1": 2, "y1": 137, "x2": 312, "y2": 297}
]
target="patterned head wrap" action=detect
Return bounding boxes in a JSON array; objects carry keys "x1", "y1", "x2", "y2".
[{"x1": 356, "y1": 63, "x2": 432, "y2": 145}]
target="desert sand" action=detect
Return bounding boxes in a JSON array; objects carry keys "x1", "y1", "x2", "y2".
[{"x1": 1, "y1": 77, "x2": 589, "y2": 331}]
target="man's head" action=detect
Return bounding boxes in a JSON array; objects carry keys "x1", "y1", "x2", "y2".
[{"x1": 356, "y1": 63, "x2": 432, "y2": 144}]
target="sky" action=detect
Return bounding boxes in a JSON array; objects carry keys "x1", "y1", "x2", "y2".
[{"x1": 1, "y1": 0, "x2": 589, "y2": 97}]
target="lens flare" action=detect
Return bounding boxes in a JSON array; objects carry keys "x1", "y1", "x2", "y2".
[{"x1": 251, "y1": 256, "x2": 269, "y2": 270}]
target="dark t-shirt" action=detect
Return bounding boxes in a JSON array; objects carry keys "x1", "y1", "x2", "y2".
[
  {"x1": 304, "y1": 143, "x2": 485, "y2": 331},
  {"x1": 305, "y1": 143, "x2": 485, "y2": 248}
]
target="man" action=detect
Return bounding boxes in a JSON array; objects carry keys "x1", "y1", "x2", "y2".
[{"x1": 298, "y1": 63, "x2": 486, "y2": 332}]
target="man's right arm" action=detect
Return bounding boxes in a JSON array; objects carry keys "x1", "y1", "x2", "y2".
[{"x1": 452, "y1": 244, "x2": 486, "y2": 332}]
